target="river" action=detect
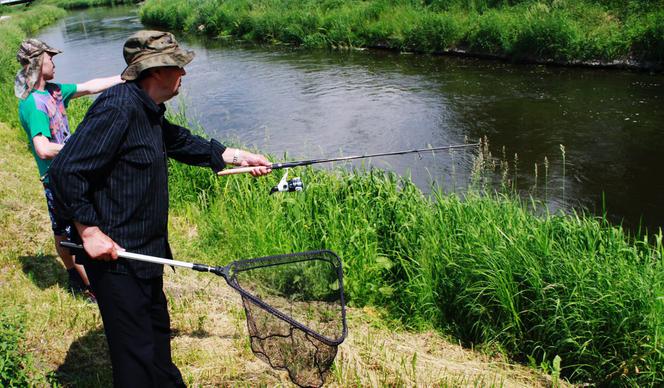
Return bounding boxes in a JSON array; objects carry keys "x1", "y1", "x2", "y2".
[{"x1": 36, "y1": 5, "x2": 664, "y2": 232}]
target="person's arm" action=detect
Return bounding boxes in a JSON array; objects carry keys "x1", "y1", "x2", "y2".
[
  {"x1": 73, "y1": 75, "x2": 124, "y2": 98},
  {"x1": 32, "y1": 135, "x2": 63, "y2": 160},
  {"x1": 162, "y1": 118, "x2": 271, "y2": 176}
]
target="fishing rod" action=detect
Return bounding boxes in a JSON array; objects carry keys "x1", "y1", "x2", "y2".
[{"x1": 217, "y1": 142, "x2": 480, "y2": 177}]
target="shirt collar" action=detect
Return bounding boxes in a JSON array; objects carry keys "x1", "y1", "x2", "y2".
[{"x1": 127, "y1": 81, "x2": 166, "y2": 117}]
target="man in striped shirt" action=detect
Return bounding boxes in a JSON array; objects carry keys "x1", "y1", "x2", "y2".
[{"x1": 49, "y1": 30, "x2": 271, "y2": 387}]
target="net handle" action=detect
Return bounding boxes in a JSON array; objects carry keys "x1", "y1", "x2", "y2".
[
  {"x1": 59, "y1": 241, "x2": 222, "y2": 274},
  {"x1": 59, "y1": 242, "x2": 348, "y2": 345}
]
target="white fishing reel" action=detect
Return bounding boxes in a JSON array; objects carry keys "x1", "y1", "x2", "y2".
[{"x1": 270, "y1": 169, "x2": 304, "y2": 195}]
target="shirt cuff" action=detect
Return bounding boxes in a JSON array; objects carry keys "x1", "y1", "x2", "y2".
[
  {"x1": 210, "y1": 139, "x2": 227, "y2": 173},
  {"x1": 70, "y1": 204, "x2": 99, "y2": 227}
]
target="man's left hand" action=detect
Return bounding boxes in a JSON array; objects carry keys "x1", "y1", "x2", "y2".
[{"x1": 223, "y1": 148, "x2": 272, "y2": 176}]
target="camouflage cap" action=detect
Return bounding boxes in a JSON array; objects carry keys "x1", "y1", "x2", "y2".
[
  {"x1": 121, "y1": 30, "x2": 195, "y2": 81},
  {"x1": 14, "y1": 39, "x2": 62, "y2": 99}
]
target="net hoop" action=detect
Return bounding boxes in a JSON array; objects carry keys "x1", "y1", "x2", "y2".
[{"x1": 226, "y1": 250, "x2": 348, "y2": 346}]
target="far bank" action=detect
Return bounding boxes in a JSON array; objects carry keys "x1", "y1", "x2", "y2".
[{"x1": 138, "y1": 0, "x2": 664, "y2": 71}]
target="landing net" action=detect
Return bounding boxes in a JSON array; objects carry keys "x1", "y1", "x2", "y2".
[{"x1": 227, "y1": 250, "x2": 347, "y2": 387}]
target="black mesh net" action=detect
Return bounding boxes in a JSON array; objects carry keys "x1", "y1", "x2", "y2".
[{"x1": 227, "y1": 250, "x2": 347, "y2": 388}]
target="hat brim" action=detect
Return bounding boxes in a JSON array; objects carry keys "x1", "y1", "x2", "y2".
[
  {"x1": 14, "y1": 54, "x2": 44, "y2": 99},
  {"x1": 121, "y1": 49, "x2": 195, "y2": 81}
]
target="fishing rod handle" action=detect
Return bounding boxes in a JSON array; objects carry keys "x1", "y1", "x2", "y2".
[
  {"x1": 217, "y1": 166, "x2": 271, "y2": 176},
  {"x1": 59, "y1": 241, "x2": 195, "y2": 269},
  {"x1": 218, "y1": 161, "x2": 305, "y2": 176}
]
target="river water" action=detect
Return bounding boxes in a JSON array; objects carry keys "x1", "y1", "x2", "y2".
[{"x1": 37, "y1": 6, "x2": 664, "y2": 232}]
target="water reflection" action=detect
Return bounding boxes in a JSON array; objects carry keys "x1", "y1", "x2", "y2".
[{"x1": 37, "y1": 6, "x2": 664, "y2": 232}]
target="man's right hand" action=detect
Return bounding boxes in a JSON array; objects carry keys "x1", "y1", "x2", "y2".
[{"x1": 74, "y1": 223, "x2": 124, "y2": 261}]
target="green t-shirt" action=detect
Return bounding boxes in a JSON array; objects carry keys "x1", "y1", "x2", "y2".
[{"x1": 18, "y1": 83, "x2": 77, "y2": 181}]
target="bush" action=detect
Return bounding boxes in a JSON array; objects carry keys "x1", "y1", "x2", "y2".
[
  {"x1": 467, "y1": 9, "x2": 519, "y2": 54},
  {"x1": 511, "y1": 5, "x2": 582, "y2": 61},
  {"x1": 403, "y1": 11, "x2": 465, "y2": 52},
  {"x1": 628, "y1": 10, "x2": 664, "y2": 62}
]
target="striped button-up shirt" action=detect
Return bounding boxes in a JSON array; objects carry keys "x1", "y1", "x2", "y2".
[{"x1": 49, "y1": 82, "x2": 226, "y2": 278}]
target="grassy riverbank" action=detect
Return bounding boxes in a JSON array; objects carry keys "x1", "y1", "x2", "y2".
[
  {"x1": 167, "y1": 146, "x2": 663, "y2": 386},
  {"x1": 0, "y1": 4, "x2": 564, "y2": 387},
  {"x1": 139, "y1": 0, "x2": 664, "y2": 68},
  {"x1": 2, "y1": 119, "x2": 556, "y2": 387},
  {"x1": 2, "y1": 3, "x2": 663, "y2": 387},
  {"x1": 40, "y1": 0, "x2": 140, "y2": 10}
]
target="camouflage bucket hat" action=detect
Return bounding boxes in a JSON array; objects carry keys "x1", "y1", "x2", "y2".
[
  {"x1": 121, "y1": 30, "x2": 195, "y2": 81},
  {"x1": 14, "y1": 39, "x2": 61, "y2": 99}
]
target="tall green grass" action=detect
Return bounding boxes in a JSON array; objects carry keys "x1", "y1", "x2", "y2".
[
  {"x1": 139, "y1": 0, "x2": 664, "y2": 65},
  {"x1": 165, "y1": 122, "x2": 663, "y2": 386}
]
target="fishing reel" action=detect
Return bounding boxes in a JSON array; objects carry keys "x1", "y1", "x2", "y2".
[{"x1": 270, "y1": 169, "x2": 304, "y2": 195}]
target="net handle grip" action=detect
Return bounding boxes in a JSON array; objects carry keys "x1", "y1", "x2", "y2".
[{"x1": 60, "y1": 241, "x2": 195, "y2": 269}]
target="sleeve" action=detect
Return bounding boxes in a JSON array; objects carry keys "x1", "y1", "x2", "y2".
[
  {"x1": 162, "y1": 117, "x2": 227, "y2": 173},
  {"x1": 48, "y1": 102, "x2": 129, "y2": 226},
  {"x1": 59, "y1": 83, "x2": 78, "y2": 108},
  {"x1": 21, "y1": 98, "x2": 51, "y2": 139}
]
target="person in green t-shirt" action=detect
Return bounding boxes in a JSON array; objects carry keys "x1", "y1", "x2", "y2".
[{"x1": 15, "y1": 38, "x2": 123, "y2": 299}]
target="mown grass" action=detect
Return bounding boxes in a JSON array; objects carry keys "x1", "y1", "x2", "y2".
[{"x1": 138, "y1": 0, "x2": 664, "y2": 66}]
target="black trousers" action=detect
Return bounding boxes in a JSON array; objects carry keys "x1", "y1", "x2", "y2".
[{"x1": 86, "y1": 267, "x2": 185, "y2": 388}]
